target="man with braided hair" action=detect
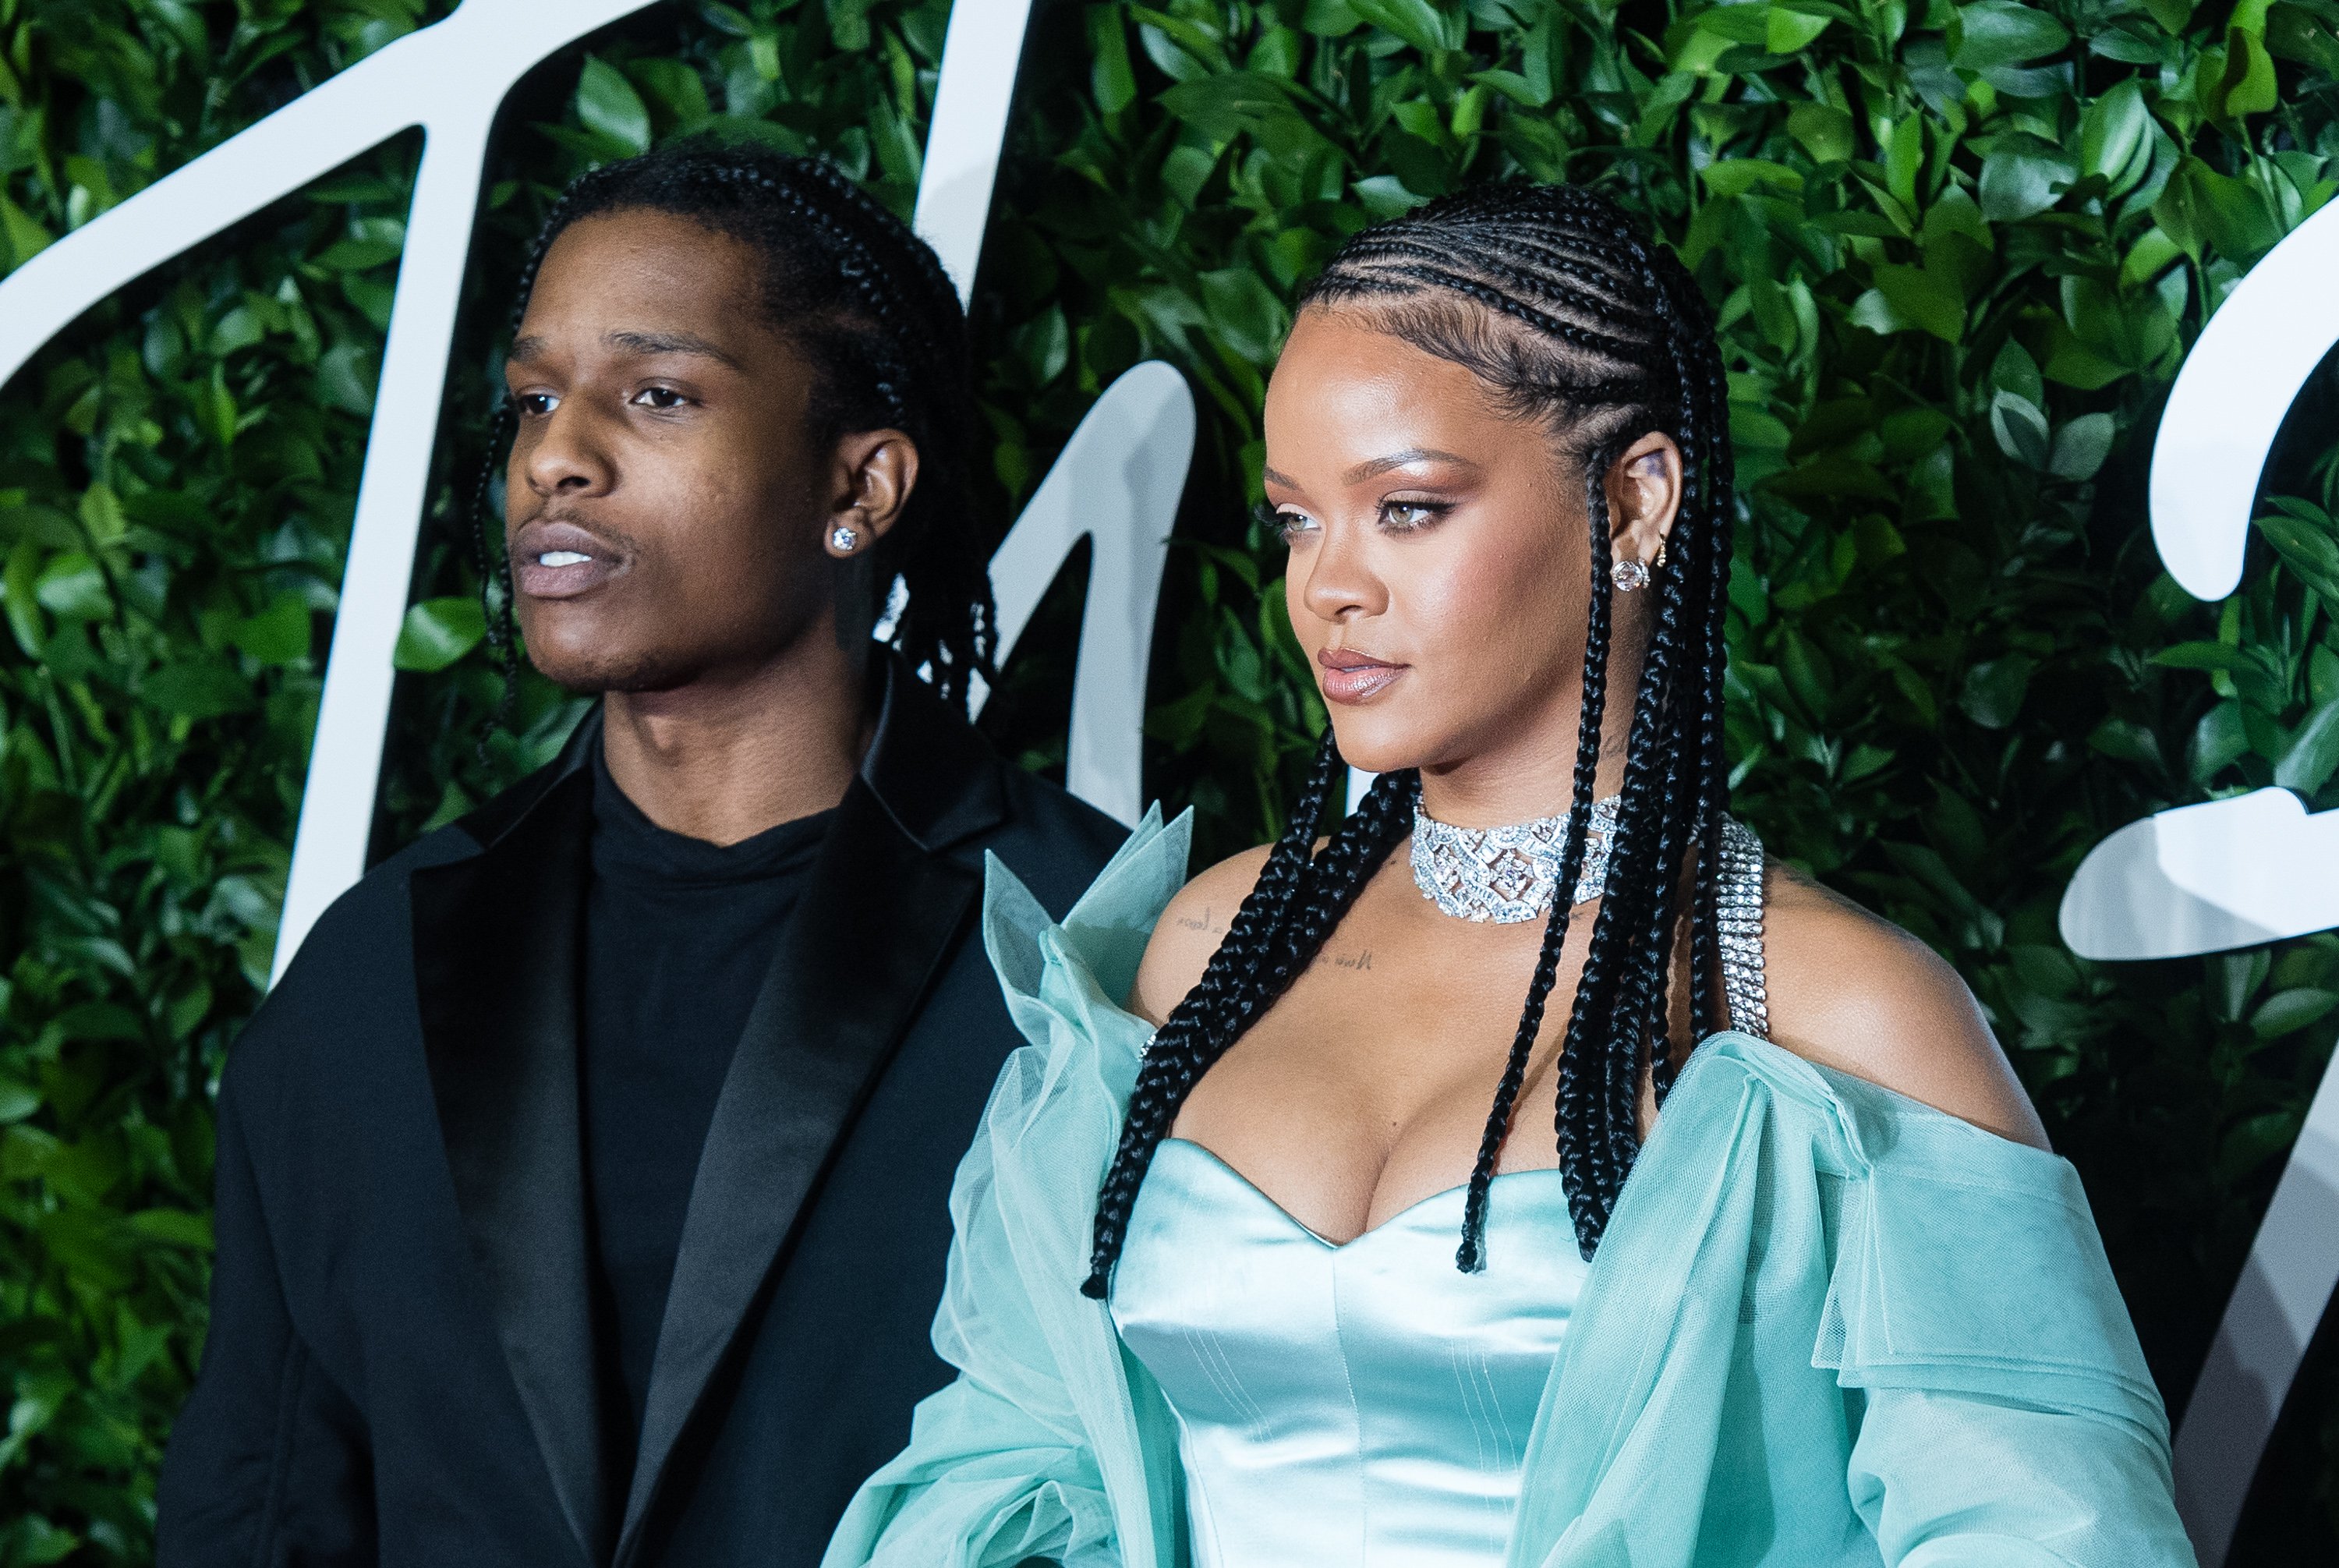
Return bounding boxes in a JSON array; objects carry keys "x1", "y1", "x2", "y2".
[{"x1": 158, "y1": 141, "x2": 1121, "y2": 1568}]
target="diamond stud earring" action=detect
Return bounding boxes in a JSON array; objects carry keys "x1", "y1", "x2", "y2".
[
  {"x1": 1611, "y1": 556, "x2": 1650, "y2": 592},
  {"x1": 830, "y1": 526, "x2": 860, "y2": 554}
]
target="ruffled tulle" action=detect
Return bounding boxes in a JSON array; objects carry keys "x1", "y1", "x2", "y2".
[{"x1": 825, "y1": 808, "x2": 2195, "y2": 1568}]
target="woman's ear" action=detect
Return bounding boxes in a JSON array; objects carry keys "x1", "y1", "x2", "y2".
[
  {"x1": 822, "y1": 428, "x2": 921, "y2": 561},
  {"x1": 1603, "y1": 431, "x2": 1683, "y2": 572}
]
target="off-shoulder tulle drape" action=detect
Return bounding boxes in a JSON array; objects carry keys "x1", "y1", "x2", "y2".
[
  {"x1": 822, "y1": 808, "x2": 1191, "y2": 1568},
  {"x1": 823, "y1": 809, "x2": 2196, "y2": 1568}
]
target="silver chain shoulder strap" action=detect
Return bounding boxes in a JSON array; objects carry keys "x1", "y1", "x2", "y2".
[{"x1": 1714, "y1": 818, "x2": 1770, "y2": 1040}]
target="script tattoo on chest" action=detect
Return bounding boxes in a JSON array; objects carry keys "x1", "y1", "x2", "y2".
[{"x1": 1176, "y1": 905, "x2": 1373, "y2": 974}]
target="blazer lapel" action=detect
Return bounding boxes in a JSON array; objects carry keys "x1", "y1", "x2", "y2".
[
  {"x1": 612, "y1": 664, "x2": 1001, "y2": 1560},
  {"x1": 411, "y1": 725, "x2": 606, "y2": 1564}
]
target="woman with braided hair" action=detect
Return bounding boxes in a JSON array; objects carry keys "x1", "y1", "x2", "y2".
[{"x1": 826, "y1": 181, "x2": 2191, "y2": 1568}]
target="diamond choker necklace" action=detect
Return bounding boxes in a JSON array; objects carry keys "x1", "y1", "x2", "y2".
[{"x1": 1410, "y1": 794, "x2": 1622, "y2": 924}]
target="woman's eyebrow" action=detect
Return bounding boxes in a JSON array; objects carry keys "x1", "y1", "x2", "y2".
[{"x1": 1343, "y1": 447, "x2": 1477, "y2": 484}]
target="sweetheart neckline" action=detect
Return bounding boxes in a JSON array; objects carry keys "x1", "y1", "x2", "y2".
[{"x1": 1156, "y1": 1137, "x2": 1572, "y2": 1253}]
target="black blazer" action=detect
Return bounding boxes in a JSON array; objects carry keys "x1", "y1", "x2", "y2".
[{"x1": 157, "y1": 664, "x2": 1125, "y2": 1568}]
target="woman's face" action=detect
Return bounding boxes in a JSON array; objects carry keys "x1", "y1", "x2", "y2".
[{"x1": 1262, "y1": 306, "x2": 1678, "y2": 810}]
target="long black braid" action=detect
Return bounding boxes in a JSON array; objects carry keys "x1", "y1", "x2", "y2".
[
  {"x1": 1081, "y1": 183, "x2": 1738, "y2": 1295},
  {"x1": 466, "y1": 137, "x2": 995, "y2": 710}
]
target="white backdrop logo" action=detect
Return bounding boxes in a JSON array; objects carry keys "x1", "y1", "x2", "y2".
[
  {"x1": 2059, "y1": 197, "x2": 2339, "y2": 1563},
  {"x1": 0, "y1": 0, "x2": 1190, "y2": 988}
]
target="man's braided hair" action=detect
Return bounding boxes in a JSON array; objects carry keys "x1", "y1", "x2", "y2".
[
  {"x1": 1081, "y1": 182, "x2": 1736, "y2": 1297},
  {"x1": 472, "y1": 137, "x2": 994, "y2": 713}
]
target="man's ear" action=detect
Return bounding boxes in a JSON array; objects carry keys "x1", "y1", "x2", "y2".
[
  {"x1": 1602, "y1": 431, "x2": 1683, "y2": 570},
  {"x1": 822, "y1": 429, "x2": 921, "y2": 560}
]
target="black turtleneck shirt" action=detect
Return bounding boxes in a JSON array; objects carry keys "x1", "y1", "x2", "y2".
[{"x1": 579, "y1": 746, "x2": 835, "y2": 1480}]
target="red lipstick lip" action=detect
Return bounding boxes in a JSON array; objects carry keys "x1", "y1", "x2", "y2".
[
  {"x1": 511, "y1": 516, "x2": 626, "y2": 600},
  {"x1": 1316, "y1": 646, "x2": 1406, "y2": 704}
]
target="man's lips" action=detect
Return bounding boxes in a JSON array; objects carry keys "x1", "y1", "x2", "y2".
[
  {"x1": 511, "y1": 518, "x2": 625, "y2": 600},
  {"x1": 1317, "y1": 647, "x2": 1406, "y2": 703}
]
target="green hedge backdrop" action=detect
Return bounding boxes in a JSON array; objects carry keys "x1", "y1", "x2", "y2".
[{"x1": 3, "y1": 0, "x2": 2338, "y2": 1558}]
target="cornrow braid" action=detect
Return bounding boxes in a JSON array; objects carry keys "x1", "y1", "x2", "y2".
[
  {"x1": 465, "y1": 400, "x2": 519, "y2": 764},
  {"x1": 1081, "y1": 181, "x2": 1743, "y2": 1292},
  {"x1": 470, "y1": 136, "x2": 995, "y2": 713},
  {"x1": 1082, "y1": 742, "x2": 1418, "y2": 1298}
]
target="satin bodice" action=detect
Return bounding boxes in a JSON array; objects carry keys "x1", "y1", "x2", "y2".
[{"x1": 1109, "y1": 1139, "x2": 1588, "y2": 1567}]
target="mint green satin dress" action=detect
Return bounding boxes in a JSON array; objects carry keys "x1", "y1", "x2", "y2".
[
  {"x1": 823, "y1": 809, "x2": 2197, "y2": 1568},
  {"x1": 1111, "y1": 1144, "x2": 1585, "y2": 1566}
]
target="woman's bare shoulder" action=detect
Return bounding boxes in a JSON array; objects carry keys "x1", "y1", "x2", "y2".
[
  {"x1": 1126, "y1": 844, "x2": 1276, "y2": 1025},
  {"x1": 1755, "y1": 862, "x2": 2050, "y2": 1150}
]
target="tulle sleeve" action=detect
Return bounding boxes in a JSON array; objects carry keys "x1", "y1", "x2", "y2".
[
  {"x1": 820, "y1": 809, "x2": 1191, "y2": 1568},
  {"x1": 1510, "y1": 1033, "x2": 2195, "y2": 1568},
  {"x1": 1821, "y1": 1088, "x2": 2196, "y2": 1566}
]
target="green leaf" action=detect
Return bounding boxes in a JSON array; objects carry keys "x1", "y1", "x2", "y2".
[
  {"x1": 1960, "y1": 654, "x2": 2036, "y2": 727},
  {"x1": 2251, "y1": 987, "x2": 2339, "y2": 1036},
  {"x1": 1, "y1": 1516, "x2": 77, "y2": 1566},
  {"x1": 1951, "y1": 1, "x2": 2071, "y2": 67},
  {"x1": 2156, "y1": 157, "x2": 2284, "y2": 266},
  {"x1": 2119, "y1": 227, "x2": 2185, "y2": 291},
  {"x1": 394, "y1": 596, "x2": 488, "y2": 672},
  {"x1": 3, "y1": 538, "x2": 44, "y2": 657},
  {"x1": 1870, "y1": 263, "x2": 1965, "y2": 341},
  {"x1": 1787, "y1": 102, "x2": 1856, "y2": 163},
  {"x1": 2214, "y1": 25, "x2": 2280, "y2": 119},
  {"x1": 141, "y1": 660, "x2": 258, "y2": 719},
  {"x1": 2049, "y1": 413, "x2": 2116, "y2": 480},
  {"x1": 1159, "y1": 74, "x2": 1300, "y2": 140},
  {"x1": 1089, "y1": 9, "x2": 1139, "y2": 111},
  {"x1": 1990, "y1": 390, "x2": 2051, "y2": 468},
  {"x1": 1700, "y1": 159, "x2": 1803, "y2": 198},
  {"x1": 2218, "y1": 1108, "x2": 2303, "y2": 1180},
  {"x1": 1300, "y1": 0, "x2": 1363, "y2": 32},
  {"x1": 1, "y1": 194, "x2": 53, "y2": 269},
  {"x1": 2153, "y1": 641, "x2": 2248, "y2": 671},
  {"x1": 1978, "y1": 133, "x2": 2076, "y2": 220},
  {"x1": 576, "y1": 55, "x2": 652, "y2": 154},
  {"x1": 318, "y1": 341, "x2": 379, "y2": 416},
  {"x1": 1199, "y1": 268, "x2": 1290, "y2": 363},
  {"x1": 2061, "y1": 275, "x2": 2176, "y2": 370},
  {"x1": 2277, "y1": 700, "x2": 2339, "y2": 791},
  {"x1": 826, "y1": 0, "x2": 877, "y2": 50},
  {"x1": 2079, "y1": 80, "x2": 2153, "y2": 189},
  {"x1": 33, "y1": 553, "x2": 110, "y2": 620},
  {"x1": 1992, "y1": 337, "x2": 2044, "y2": 405},
  {"x1": 2258, "y1": 507, "x2": 2339, "y2": 605},
  {"x1": 0, "y1": 1077, "x2": 41, "y2": 1123},
  {"x1": 230, "y1": 592, "x2": 312, "y2": 666},
  {"x1": 1766, "y1": 7, "x2": 1834, "y2": 52},
  {"x1": 1350, "y1": 174, "x2": 1428, "y2": 219},
  {"x1": 1348, "y1": 0, "x2": 1464, "y2": 51},
  {"x1": 2269, "y1": 2, "x2": 2339, "y2": 72},
  {"x1": 126, "y1": 1207, "x2": 213, "y2": 1249}
]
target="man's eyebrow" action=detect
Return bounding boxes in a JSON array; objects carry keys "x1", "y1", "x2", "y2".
[
  {"x1": 507, "y1": 334, "x2": 547, "y2": 364},
  {"x1": 603, "y1": 328, "x2": 743, "y2": 368},
  {"x1": 1343, "y1": 448, "x2": 1477, "y2": 484}
]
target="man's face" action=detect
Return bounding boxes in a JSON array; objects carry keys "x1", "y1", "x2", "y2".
[{"x1": 501, "y1": 208, "x2": 833, "y2": 692}]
